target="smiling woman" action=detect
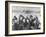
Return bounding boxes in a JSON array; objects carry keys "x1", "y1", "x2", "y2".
[{"x1": 5, "y1": 1, "x2": 45, "y2": 36}]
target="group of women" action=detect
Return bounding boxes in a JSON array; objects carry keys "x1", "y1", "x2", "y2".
[{"x1": 12, "y1": 15, "x2": 40, "y2": 30}]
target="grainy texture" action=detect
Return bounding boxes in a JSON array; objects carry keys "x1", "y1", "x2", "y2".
[{"x1": 12, "y1": 6, "x2": 41, "y2": 30}]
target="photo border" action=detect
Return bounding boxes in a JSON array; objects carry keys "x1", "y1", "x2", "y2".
[{"x1": 5, "y1": 1, "x2": 45, "y2": 36}]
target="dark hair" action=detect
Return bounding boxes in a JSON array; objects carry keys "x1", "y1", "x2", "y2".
[{"x1": 14, "y1": 16, "x2": 17, "y2": 20}]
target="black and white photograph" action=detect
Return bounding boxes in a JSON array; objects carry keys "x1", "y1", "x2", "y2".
[
  {"x1": 5, "y1": 1, "x2": 45, "y2": 36},
  {"x1": 12, "y1": 6, "x2": 41, "y2": 30}
]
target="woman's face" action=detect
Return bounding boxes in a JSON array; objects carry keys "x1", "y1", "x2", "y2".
[
  {"x1": 27, "y1": 19, "x2": 29, "y2": 23},
  {"x1": 20, "y1": 17, "x2": 23, "y2": 20},
  {"x1": 23, "y1": 19, "x2": 25, "y2": 23},
  {"x1": 14, "y1": 20, "x2": 18, "y2": 23}
]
